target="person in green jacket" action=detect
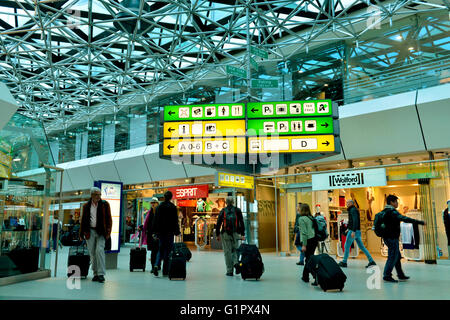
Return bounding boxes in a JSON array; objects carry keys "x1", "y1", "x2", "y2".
[{"x1": 298, "y1": 203, "x2": 318, "y2": 283}]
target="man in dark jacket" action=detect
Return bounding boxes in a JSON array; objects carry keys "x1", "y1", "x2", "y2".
[
  {"x1": 382, "y1": 195, "x2": 425, "y2": 283},
  {"x1": 215, "y1": 196, "x2": 245, "y2": 276},
  {"x1": 339, "y1": 200, "x2": 376, "y2": 268},
  {"x1": 80, "y1": 187, "x2": 112, "y2": 283},
  {"x1": 151, "y1": 191, "x2": 180, "y2": 276},
  {"x1": 443, "y1": 200, "x2": 450, "y2": 259}
]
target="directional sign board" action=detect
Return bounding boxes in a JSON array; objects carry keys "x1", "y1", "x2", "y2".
[
  {"x1": 251, "y1": 79, "x2": 279, "y2": 89},
  {"x1": 226, "y1": 65, "x2": 247, "y2": 78},
  {"x1": 164, "y1": 103, "x2": 245, "y2": 122},
  {"x1": 163, "y1": 120, "x2": 246, "y2": 138},
  {"x1": 248, "y1": 135, "x2": 335, "y2": 153},
  {"x1": 250, "y1": 46, "x2": 268, "y2": 59},
  {"x1": 247, "y1": 117, "x2": 334, "y2": 135},
  {"x1": 215, "y1": 171, "x2": 255, "y2": 189},
  {"x1": 247, "y1": 100, "x2": 333, "y2": 118},
  {"x1": 163, "y1": 137, "x2": 246, "y2": 156}
]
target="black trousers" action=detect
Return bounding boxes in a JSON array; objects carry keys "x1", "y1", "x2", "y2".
[
  {"x1": 302, "y1": 238, "x2": 318, "y2": 281},
  {"x1": 148, "y1": 238, "x2": 160, "y2": 269}
]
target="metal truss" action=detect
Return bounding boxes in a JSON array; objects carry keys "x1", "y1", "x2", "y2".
[{"x1": 0, "y1": 0, "x2": 448, "y2": 133}]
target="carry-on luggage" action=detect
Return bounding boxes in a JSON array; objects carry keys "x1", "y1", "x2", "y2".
[
  {"x1": 307, "y1": 253, "x2": 346, "y2": 292},
  {"x1": 236, "y1": 243, "x2": 264, "y2": 280},
  {"x1": 168, "y1": 240, "x2": 187, "y2": 280},
  {"x1": 67, "y1": 242, "x2": 90, "y2": 278},
  {"x1": 130, "y1": 230, "x2": 146, "y2": 272},
  {"x1": 173, "y1": 242, "x2": 192, "y2": 262}
]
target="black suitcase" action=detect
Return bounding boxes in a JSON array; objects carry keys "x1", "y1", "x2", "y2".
[
  {"x1": 237, "y1": 243, "x2": 264, "y2": 280},
  {"x1": 308, "y1": 253, "x2": 346, "y2": 292},
  {"x1": 168, "y1": 247, "x2": 187, "y2": 280},
  {"x1": 173, "y1": 242, "x2": 192, "y2": 262},
  {"x1": 130, "y1": 247, "x2": 147, "y2": 272},
  {"x1": 67, "y1": 245, "x2": 90, "y2": 278}
]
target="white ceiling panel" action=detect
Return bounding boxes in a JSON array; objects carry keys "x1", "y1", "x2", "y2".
[
  {"x1": 88, "y1": 153, "x2": 121, "y2": 182},
  {"x1": 143, "y1": 144, "x2": 187, "y2": 181},
  {"x1": 183, "y1": 164, "x2": 216, "y2": 178},
  {"x1": 54, "y1": 162, "x2": 75, "y2": 192},
  {"x1": 0, "y1": 83, "x2": 19, "y2": 130},
  {"x1": 114, "y1": 146, "x2": 152, "y2": 184},
  {"x1": 64, "y1": 158, "x2": 95, "y2": 190},
  {"x1": 340, "y1": 105, "x2": 425, "y2": 159}
]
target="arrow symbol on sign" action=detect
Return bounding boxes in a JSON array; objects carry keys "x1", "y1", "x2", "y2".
[
  {"x1": 251, "y1": 108, "x2": 259, "y2": 113},
  {"x1": 168, "y1": 111, "x2": 175, "y2": 116},
  {"x1": 321, "y1": 123, "x2": 329, "y2": 128},
  {"x1": 167, "y1": 145, "x2": 174, "y2": 150},
  {"x1": 322, "y1": 141, "x2": 330, "y2": 146},
  {"x1": 168, "y1": 127, "x2": 175, "y2": 133}
]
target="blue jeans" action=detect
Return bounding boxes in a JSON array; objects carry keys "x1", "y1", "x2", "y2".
[
  {"x1": 155, "y1": 234, "x2": 174, "y2": 275},
  {"x1": 342, "y1": 230, "x2": 374, "y2": 264},
  {"x1": 296, "y1": 245, "x2": 305, "y2": 263},
  {"x1": 383, "y1": 238, "x2": 405, "y2": 278}
]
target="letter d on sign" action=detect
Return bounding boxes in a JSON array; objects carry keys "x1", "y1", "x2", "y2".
[
  {"x1": 366, "y1": 265, "x2": 381, "y2": 290},
  {"x1": 67, "y1": 265, "x2": 81, "y2": 290}
]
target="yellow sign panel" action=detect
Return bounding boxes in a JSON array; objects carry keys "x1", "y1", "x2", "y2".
[
  {"x1": 216, "y1": 171, "x2": 254, "y2": 189},
  {"x1": 0, "y1": 164, "x2": 10, "y2": 179},
  {"x1": 163, "y1": 120, "x2": 246, "y2": 138},
  {"x1": 163, "y1": 137, "x2": 246, "y2": 156},
  {"x1": 0, "y1": 151, "x2": 11, "y2": 167},
  {"x1": 248, "y1": 135, "x2": 335, "y2": 153}
]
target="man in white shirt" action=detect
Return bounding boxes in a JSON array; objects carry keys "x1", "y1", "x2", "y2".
[{"x1": 80, "y1": 187, "x2": 112, "y2": 283}]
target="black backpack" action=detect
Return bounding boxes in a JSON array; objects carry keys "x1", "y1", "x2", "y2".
[
  {"x1": 223, "y1": 207, "x2": 238, "y2": 235},
  {"x1": 373, "y1": 209, "x2": 388, "y2": 237},
  {"x1": 309, "y1": 216, "x2": 328, "y2": 241}
]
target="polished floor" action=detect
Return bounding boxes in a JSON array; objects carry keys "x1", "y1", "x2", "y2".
[{"x1": 1, "y1": 244, "x2": 449, "y2": 300}]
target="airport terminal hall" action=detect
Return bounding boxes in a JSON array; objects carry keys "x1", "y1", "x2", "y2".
[{"x1": 0, "y1": 0, "x2": 450, "y2": 303}]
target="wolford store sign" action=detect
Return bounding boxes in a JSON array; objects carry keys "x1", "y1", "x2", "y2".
[
  {"x1": 312, "y1": 168, "x2": 387, "y2": 191},
  {"x1": 169, "y1": 184, "x2": 209, "y2": 199}
]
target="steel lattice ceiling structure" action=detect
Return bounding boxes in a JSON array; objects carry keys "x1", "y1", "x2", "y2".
[{"x1": 0, "y1": 0, "x2": 448, "y2": 133}]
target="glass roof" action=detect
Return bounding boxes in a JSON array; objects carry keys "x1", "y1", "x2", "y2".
[{"x1": 0, "y1": 0, "x2": 448, "y2": 132}]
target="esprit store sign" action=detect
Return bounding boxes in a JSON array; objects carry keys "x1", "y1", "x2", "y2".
[
  {"x1": 169, "y1": 185, "x2": 209, "y2": 199},
  {"x1": 312, "y1": 168, "x2": 387, "y2": 191}
]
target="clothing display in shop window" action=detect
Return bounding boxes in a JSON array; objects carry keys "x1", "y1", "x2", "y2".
[
  {"x1": 400, "y1": 222, "x2": 421, "y2": 250},
  {"x1": 339, "y1": 221, "x2": 354, "y2": 251}
]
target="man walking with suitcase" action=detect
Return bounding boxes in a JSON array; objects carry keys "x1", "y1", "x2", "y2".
[
  {"x1": 143, "y1": 197, "x2": 160, "y2": 273},
  {"x1": 151, "y1": 191, "x2": 181, "y2": 277},
  {"x1": 338, "y1": 200, "x2": 376, "y2": 269},
  {"x1": 215, "y1": 197, "x2": 245, "y2": 276},
  {"x1": 80, "y1": 187, "x2": 112, "y2": 283}
]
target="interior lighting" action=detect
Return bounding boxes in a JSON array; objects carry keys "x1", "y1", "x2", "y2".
[
  {"x1": 12, "y1": 158, "x2": 21, "y2": 162},
  {"x1": 408, "y1": 47, "x2": 414, "y2": 51}
]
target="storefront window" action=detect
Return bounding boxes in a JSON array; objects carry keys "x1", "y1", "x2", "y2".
[{"x1": 0, "y1": 113, "x2": 57, "y2": 281}]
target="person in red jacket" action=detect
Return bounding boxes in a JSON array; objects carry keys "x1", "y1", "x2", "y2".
[{"x1": 80, "y1": 187, "x2": 112, "y2": 283}]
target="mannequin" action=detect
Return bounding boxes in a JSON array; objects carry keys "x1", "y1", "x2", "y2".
[
  {"x1": 196, "y1": 198, "x2": 206, "y2": 212},
  {"x1": 444, "y1": 200, "x2": 450, "y2": 259}
]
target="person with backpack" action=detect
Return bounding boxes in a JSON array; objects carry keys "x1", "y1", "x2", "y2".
[
  {"x1": 151, "y1": 191, "x2": 181, "y2": 277},
  {"x1": 443, "y1": 200, "x2": 450, "y2": 260},
  {"x1": 298, "y1": 203, "x2": 318, "y2": 283},
  {"x1": 215, "y1": 196, "x2": 245, "y2": 276},
  {"x1": 314, "y1": 210, "x2": 329, "y2": 254},
  {"x1": 377, "y1": 194, "x2": 425, "y2": 283},
  {"x1": 338, "y1": 199, "x2": 376, "y2": 268}
]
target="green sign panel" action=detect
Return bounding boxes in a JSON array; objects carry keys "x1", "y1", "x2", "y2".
[
  {"x1": 247, "y1": 117, "x2": 334, "y2": 136},
  {"x1": 250, "y1": 46, "x2": 268, "y2": 59},
  {"x1": 164, "y1": 103, "x2": 246, "y2": 122},
  {"x1": 251, "y1": 79, "x2": 279, "y2": 88},
  {"x1": 250, "y1": 57, "x2": 258, "y2": 70},
  {"x1": 247, "y1": 100, "x2": 333, "y2": 118},
  {"x1": 226, "y1": 65, "x2": 247, "y2": 78}
]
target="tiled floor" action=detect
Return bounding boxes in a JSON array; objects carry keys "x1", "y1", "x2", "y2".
[{"x1": 1, "y1": 245, "x2": 449, "y2": 300}]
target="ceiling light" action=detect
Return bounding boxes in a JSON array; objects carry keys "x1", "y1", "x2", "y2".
[
  {"x1": 13, "y1": 158, "x2": 21, "y2": 162},
  {"x1": 408, "y1": 47, "x2": 414, "y2": 51}
]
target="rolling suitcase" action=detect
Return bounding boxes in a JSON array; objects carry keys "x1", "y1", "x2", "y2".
[
  {"x1": 308, "y1": 253, "x2": 346, "y2": 292},
  {"x1": 168, "y1": 239, "x2": 187, "y2": 280},
  {"x1": 236, "y1": 243, "x2": 264, "y2": 280},
  {"x1": 173, "y1": 242, "x2": 192, "y2": 262},
  {"x1": 67, "y1": 243, "x2": 90, "y2": 278},
  {"x1": 130, "y1": 230, "x2": 146, "y2": 272}
]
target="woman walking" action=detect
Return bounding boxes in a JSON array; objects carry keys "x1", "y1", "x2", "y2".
[{"x1": 298, "y1": 203, "x2": 318, "y2": 283}]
